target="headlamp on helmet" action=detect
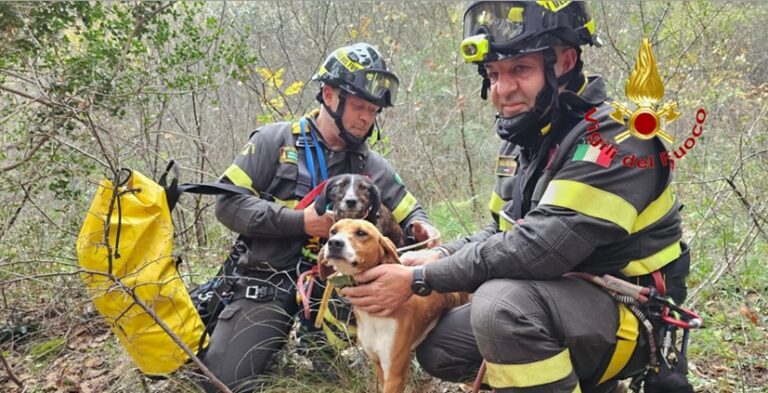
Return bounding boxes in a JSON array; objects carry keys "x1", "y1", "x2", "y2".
[{"x1": 460, "y1": 34, "x2": 490, "y2": 63}]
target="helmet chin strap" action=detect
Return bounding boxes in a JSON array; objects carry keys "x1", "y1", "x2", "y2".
[{"x1": 317, "y1": 88, "x2": 371, "y2": 146}]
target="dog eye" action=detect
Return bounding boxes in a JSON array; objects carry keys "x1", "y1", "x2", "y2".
[
  {"x1": 356, "y1": 229, "x2": 368, "y2": 237},
  {"x1": 330, "y1": 228, "x2": 337, "y2": 235}
]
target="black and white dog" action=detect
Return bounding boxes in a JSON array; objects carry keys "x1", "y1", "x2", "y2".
[{"x1": 314, "y1": 174, "x2": 405, "y2": 247}]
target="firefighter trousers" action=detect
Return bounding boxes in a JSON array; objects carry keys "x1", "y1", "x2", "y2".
[
  {"x1": 416, "y1": 277, "x2": 649, "y2": 392},
  {"x1": 200, "y1": 273, "x2": 298, "y2": 393}
]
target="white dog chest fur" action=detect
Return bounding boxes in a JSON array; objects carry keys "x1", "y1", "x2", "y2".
[{"x1": 356, "y1": 310, "x2": 398, "y2": 380}]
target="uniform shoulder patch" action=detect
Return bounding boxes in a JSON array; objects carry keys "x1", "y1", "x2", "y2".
[
  {"x1": 496, "y1": 155, "x2": 517, "y2": 176},
  {"x1": 279, "y1": 146, "x2": 298, "y2": 165}
]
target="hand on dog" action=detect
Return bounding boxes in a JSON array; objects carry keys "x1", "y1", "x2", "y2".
[
  {"x1": 342, "y1": 264, "x2": 413, "y2": 317},
  {"x1": 304, "y1": 202, "x2": 335, "y2": 238},
  {"x1": 411, "y1": 221, "x2": 442, "y2": 248},
  {"x1": 401, "y1": 249, "x2": 442, "y2": 267}
]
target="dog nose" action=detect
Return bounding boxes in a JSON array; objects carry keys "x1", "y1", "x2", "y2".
[
  {"x1": 343, "y1": 199, "x2": 358, "y2": 209},
  {"x1": 327, "y1": 238, "x2": 344, "y2": 250}
]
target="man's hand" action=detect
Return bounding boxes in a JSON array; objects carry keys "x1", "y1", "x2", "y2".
[
  {"x1": 341, "y1": 264, "x2": 413, "y2": 317},
  {"x1": 401, "y1": 248, "x2": 443, "y2": 267},
  {"x1": 304, "y1": 202, "x2": 334, "y2": 238},
  {"x1": 411, "y1": 220, "x2": 442, "y2": 248}
]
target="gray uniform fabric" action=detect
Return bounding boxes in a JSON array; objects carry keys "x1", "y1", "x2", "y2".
[
  {"x1": 417, "y1": 75, "x2": 686, "y2": 392},
  {"x1": 202, "y1": 114, "x2": 430, "y2": 392}
]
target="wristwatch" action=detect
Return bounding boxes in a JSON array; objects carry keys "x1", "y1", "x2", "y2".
[{"x1": 411, "y1": 266, "x2": 432, "y2": 296}]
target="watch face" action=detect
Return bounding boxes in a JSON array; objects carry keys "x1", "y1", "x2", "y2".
[{"x1": 412, "y1": 282, "x2": 432, "y2": 296}]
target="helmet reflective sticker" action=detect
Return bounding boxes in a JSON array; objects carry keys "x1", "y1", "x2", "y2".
[{"x1": 312, "y1": 43, "x2": 399, "y2": 107}]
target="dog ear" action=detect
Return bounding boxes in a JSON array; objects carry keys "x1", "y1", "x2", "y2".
[
  {"x1": 365, "y1": 179, "x2": 381, "y2": 225},
  {"x1": 315, "y1": 177, "x2": 338, "y2": 216},
  {"x1": 378, "y1": 234, "x2": 400, "y2": 265},
  {"x1": 316, "y1": 244, "x2": 336, "y2": 281}
]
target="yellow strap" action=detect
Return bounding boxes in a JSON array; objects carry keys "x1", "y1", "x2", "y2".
[
  {"x1": 321, "y1": 320, "x2": 351, "y2": 351},
  {"x1": 221, "y1": 165, "x2": 258, "y2": 195},
  {"x1": 314, "y1": 282, "x2": 335, "y2": 329},
  {"x1": 485, "y1": 348, "x2": 573, "y2": 388},
  {"x1": 489, "y1": 191, "x2": 505, "y2": 215},
  {"x1": 318, "y1": 290, "x2": 356, "y2": 351},
  {"x1": 392, "y1": 192, "x2": 417, "y2": 223},
  {"x1": 540, "y1": 180, "x2": 637, "y2": 233},
  {"x1": 633, "y1": 186, "x2": 675, "y2": 233},
  {"x1": 621, "y1": 241, "x2": 682, "y2": 277},
  {"x1": 598, "y1": 304, "x2": 639, "y2": 384}
]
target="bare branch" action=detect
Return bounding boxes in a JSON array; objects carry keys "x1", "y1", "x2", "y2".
[{"x1": 0, "y1": 352, "x2": 23, "y2": 388}]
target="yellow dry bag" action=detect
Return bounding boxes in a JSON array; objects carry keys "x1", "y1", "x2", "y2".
[{"x1": 75, "y1": 162, "x2": 252, "y2": 375}]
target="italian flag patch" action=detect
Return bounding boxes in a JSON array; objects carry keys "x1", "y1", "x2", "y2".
[{"x1": 572, "y1": 143, "x2": 615, "y2": 168}]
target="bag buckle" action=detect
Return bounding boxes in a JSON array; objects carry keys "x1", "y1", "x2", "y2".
[
  {"x1": 197, "y1": 291, "x2": 213, "y2": 302},
  {"x1": 245, "y1": 285, "x2": 273, "y2": 301}
]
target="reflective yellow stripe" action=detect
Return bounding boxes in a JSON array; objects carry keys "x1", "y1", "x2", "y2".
[
  {"x1": 574, "y1": 383, "x2": 582, "y2": 393},
  {"x1": 392, "y1": 192, "x2": 417, "y2": 223},
  {"x1": 633, "y1": 186, "x2": 674, "y2": 233},
  {"x1": 540, "y1": 180, "x2": 637, "y2": 233},
  {"x1": 598, "y1": 304, "x2": 639, "y2": 384},
  {"x1": 221, "y1": 165, "x2": 298, "y2": 207},
  {"x1": 499, "y1": 211, "x2": 514, "y2": 232},
  {"x1": 621, "y1": 241, "x2": 682, "y2": 277},
  {"x1": 485, "y1": 348, "x2": 573, "y2": 388},
  {"x1": 489, "y1": 192, "x2": 505, "y2": 215},
  {"x1": 221, "y1": 165, "x2": 258, "y2": 196}
]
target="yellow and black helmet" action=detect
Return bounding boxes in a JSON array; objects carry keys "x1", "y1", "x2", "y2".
[
  {"x1": 460, "y1": 1, "x2": 600, "y2": 64},
  {"x1": 312, "y1": 43, "x2": 399, "y2": 108}
]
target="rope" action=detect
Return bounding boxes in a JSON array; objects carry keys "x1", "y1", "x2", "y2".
[
  {"x1": 395, "y1": 235, "x2": 441, "y2": 254},
  {"x1": 297, "y1": 267, "x2": 317, "y2": 320}
]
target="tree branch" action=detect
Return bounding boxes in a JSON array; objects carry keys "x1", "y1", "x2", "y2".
[{"x1": 0, "y1": 352, "x2": 23, "y2": 388}]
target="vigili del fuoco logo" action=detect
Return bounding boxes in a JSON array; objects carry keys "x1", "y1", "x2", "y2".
[{"x1": 583, "y1": 38, "x2": 707, "y2": 170}]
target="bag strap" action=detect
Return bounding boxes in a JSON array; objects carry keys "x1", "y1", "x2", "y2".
[{"x1": 159, "y1": 160, "x2": 263, "y2": 211}]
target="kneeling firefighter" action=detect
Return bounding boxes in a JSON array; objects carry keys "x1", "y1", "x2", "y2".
[{"x1": 342, "y1": 2, "x2": 700, "y2": 393}]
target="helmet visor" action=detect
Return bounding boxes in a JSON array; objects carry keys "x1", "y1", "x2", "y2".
[
  {"x1": 352, "y1": 70, "x2": 399, "y2": 107},
  {"x1": 463, "y1": 1, "x2": 526, "y2": 46}
]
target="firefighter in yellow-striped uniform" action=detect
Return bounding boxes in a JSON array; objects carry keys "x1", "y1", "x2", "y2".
[
  {"x1": 201, "y1": 42, "x2": 439, "y2": 392},
  {"x1": 343, "y1": 2, "x2": 689, "y2": 393}
]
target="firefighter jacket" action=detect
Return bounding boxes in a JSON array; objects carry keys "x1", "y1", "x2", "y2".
[
  {"x1": 426, "y1": 75, "x2": 685, "y2": 294},
  {"x1": 215, "y1": 111, "x2": 429, "y2": 271}
]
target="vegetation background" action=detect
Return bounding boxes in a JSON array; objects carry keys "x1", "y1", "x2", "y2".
[{"x1": 0, "y1": 1, "x2": 765, "y2": 392}]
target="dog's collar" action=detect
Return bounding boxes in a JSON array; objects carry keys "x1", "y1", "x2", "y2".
[{"x1": 328, "y1": 273, "x2": 357, "y2": 289}]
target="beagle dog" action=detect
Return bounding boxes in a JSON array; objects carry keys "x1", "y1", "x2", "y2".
[
  {"x1": 315, "y1": 174, "x2": 405, "y2": 247},
  {"x1": 318, "y1": 219, "x2": 467, "y2": 393}
]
